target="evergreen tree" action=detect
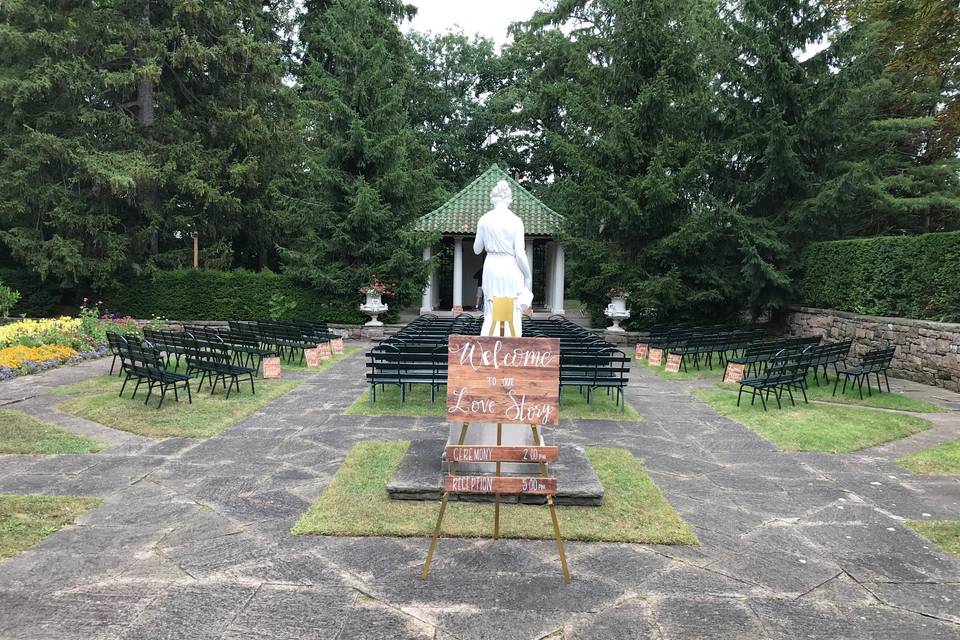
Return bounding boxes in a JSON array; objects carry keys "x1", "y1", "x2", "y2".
[
  {"x1": 408, "y1": 31, "x2": 500, "y2": 192},
  {"x1": 495, "y1": 0, "x2": 795, "y2": 322},
  {"x1": 282, "y1": 0, "x2": 440, "y2": 309},
  {"x1": 797, "y1": 0, "x2": 960, "y2": 237},
  {"x1": 0, "y1": 1, "x2": 299, "y2": 288}
]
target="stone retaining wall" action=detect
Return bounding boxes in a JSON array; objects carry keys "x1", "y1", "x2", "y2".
[{"x1": 781, "y1": 306, "x2": 960, "y2": 392}]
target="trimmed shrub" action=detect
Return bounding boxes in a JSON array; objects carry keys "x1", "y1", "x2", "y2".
[
  {"x1": 0, "y1": 268, "x2": 61, "y2": 317},
  {"x1": 108, "y1": 269, "x2": 369, "y2": 323},
  {"x1": 796, "y1": 232, "x2": 960, "y2": 322}
]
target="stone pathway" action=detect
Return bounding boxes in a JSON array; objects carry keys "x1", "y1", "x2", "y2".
[{"x1": 0, "y1": 350, "x2": 958, "y2": 639}]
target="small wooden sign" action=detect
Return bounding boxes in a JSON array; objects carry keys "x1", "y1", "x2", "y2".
[
  {"x1": 648, "y1": 347, "x2": 663, "y2": 367},
  {"x1": 331, "y1": 337, "x2": 344, "y2": 354},
  {"x1": 304, "y1": 347, "x2": 322, "y2": 368},
  {"x1": 665, "y1": 352, "x2": 682, "y2": 373},
  {"x1": 444, "y1": 475, "x2": 557, "y2": 495},
  {"x1": 318, "y1": 342, "x2": 332, "y2": 360},
  {"x1": 723, "y1": 362, "x2": 745, "y2": 384},
  {"x1": 446, "y1": 335, "x2": 560, "y2": 426},
  {"x1": 635, "y1": 342, "x2": 648, "y2": 360},
  {"x1": 262, "y1": 356, "x2": 281, "y2": 379},
  {"x1": 445, "y1": 445, "x2": 559, "y2": 463}
]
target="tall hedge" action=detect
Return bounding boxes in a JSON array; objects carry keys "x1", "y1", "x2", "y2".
[
  {"x1": 109, "y1": 269, "x2": 369, "y2": 323},
  {"x1": 796, "y1": 232, "x2": 960, "y2": 322}
]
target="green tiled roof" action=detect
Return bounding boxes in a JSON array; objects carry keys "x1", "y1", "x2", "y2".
[{"x1": 413, "y1": 165, "x2": 564, "y2": 236}]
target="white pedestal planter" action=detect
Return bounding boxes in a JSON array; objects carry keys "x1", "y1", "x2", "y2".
[
  {"x1": 604, "y1": 296, "x2": 631, "y2": 332},
  {"x1": 360, "y1": 294, "x2": 388, "y2": 326}
]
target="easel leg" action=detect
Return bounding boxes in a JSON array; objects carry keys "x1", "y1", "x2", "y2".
[
  {"x1": 532, "y1": 425, "x2": 571, "y2": 583},
  {"x1": 422, "y1": 422, "x2": 469, "y2": 580},
  {"x1": 494, "y1": 422, "x2": 502, "y2": 539}
]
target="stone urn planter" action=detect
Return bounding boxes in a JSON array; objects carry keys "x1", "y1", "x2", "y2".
[
  {"x1": 604, "y1": 296, "x2": 631, "y2": 332},
  {"x1": 360, "y1": 292, "x2": 388, "y2": 326}
]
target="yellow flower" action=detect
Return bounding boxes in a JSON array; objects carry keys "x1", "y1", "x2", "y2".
[
  {"x1": 0, "y1": 317, "x2": 81, "y2": 348},
  {"x1": 0, "y1": 344, "x2": 79, "y2": 369}
]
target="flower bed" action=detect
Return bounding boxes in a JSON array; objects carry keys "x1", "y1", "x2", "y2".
[
  {"x1": 0, "y1": 299, "x2": 134, "y2": 383},
  {"x1": 0, "y1": 317, "x2": 82, "y2": 349}
]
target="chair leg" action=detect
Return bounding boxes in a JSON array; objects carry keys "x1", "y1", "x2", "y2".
[
  {"x1": 109, "y1": 355, "x2": 117, "y2": 376},
  {"x1": 759, "y1": 389, "x2": 767, "y2": 411},
  {"x1": 737, "y1": 386, "x2": 744, "y2": 407},
  {"x1": 857, "y1": 375, "x2": 864, "y2": 399},
  {"x1": 120, "y1": 374, "x2": 130, "y2": 397},
  {"x1": 144, "y1": 380, "x2": 154, "y2": 405},
  {"x1": 157, "y1": 385, "x2": 167, "y2": 410},
  {"x1": 249, "y1": 374, "x2": 255, "y2": 394},
  {"x1": 876, "y1": 372, "x2": 882, "y2": 393},
  {"x1": 786, "y1": 386, "x2": 795, "y2": 407},
  {"x1": 884, "y1": 371, "x2": 890, "y2": 392}
]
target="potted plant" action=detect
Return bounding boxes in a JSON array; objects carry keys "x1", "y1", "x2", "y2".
[
  {"x1": 358, "y1": 276, "x2": 397, "y2": 307},
  {"x1": 607, "y1": 286, "x2": 630, "y2": 314}
]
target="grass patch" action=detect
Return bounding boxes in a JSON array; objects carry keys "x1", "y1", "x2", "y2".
[
  {"x1": 692, "y1": 386, "x2": 931, "y2": 453},
  {"x1": 789, "y1": 373, "x2": 946, "y2": 413},
  {"x1": 278, "y1": 346, "x2": 359, "y2": 372},
  {"x1": 895, "y1": 440, "x2": 960, "y2": 475},
  {"x1": 0, "y1": 409, "x2": 104, "y2": 455},
  {"x1": 0, "y1": 495, "x2": 101, "y2": 561},
  {"x1": 345, "y1": 385, "x2": 641, "y2": 421},
  {"x1": 56, "y1": 375, "x2": 300, "y2": 438},
  {"x1": 292, "y1": 441, "x2": 696, "y2": 544},
  {"x1": 907, "y1": 520, "x2": 960, "y2": 558}
]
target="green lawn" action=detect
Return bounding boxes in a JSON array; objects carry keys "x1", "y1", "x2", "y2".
[
  {"x1": 0, "y1": 495, "x2": 101, "y2": 561},
  {"x1": 0, "y1": 409, "x2": 104, "y2": 455},
  {"x1": 796, "y1": 373, "x2": 945, "y2": 413},
  {"x1": 907, "y1": 520, "x2": 960, "y2": 558},
  {"x1": 346, "y1": 384, "x2": 642, "y2": 421},
  {"x1": 55, "y1": 375, "x2": 300, "y2": 438},
  {"x1": 292, "y1": 441, "x2": 697, "y2": 544},
  {"x1": 693, "y1": 386, "x2": 931, "y2": 453},
  {"x1": 278, "y1": 346, "x2": 359, "y2": 372},
  {"x1": 895, "y1": 440, "x2": 960, "y2": 475}
]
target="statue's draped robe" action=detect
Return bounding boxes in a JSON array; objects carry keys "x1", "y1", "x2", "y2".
[{"x1": 473, "y1": 204, "x2": 532, "y2": 337}]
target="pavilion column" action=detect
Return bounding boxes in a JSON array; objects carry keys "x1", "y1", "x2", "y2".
[
  {"x1": 550, "y1": 242, "x2": 565, "y2": 315},
  {"x1": 524, "y1": 239, "x2": 534, "y2": 284},
  {"x1": 544, "y1": 242, "x2": 555, "y2": 310},
  {"x1": 452, "y1": 236, "x2": 463, "y2": 312},
  {"x1": 420, "y1": 245, "x2": 433, "y2": 315}
]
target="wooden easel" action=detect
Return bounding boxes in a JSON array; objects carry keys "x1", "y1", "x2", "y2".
[{"x1": 421, "y1": 297, "x2": 571, "y2": 583}]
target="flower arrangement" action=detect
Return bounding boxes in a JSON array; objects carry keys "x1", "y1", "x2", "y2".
[
  {"x1": 608, "y1": 286, "x2": 630, "y2": 299},
  {"x1": 359, "y1": 276, "x2": 397, "y2": 298}
]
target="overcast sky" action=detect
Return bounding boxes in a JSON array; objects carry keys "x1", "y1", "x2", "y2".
[{"x1": 401, "y1": 0, "x2": 546, "y2": 45}]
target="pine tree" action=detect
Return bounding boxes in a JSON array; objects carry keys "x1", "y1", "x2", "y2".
[
  {"x1": 0, "y1": 1, "x2": 300, "y2": 288},
  {"x1": 797, "y1": 0, "x2": 960, "y2": 237},
  {"x1": 282, "y1": 0, "x2": 440, "y2": 310}
]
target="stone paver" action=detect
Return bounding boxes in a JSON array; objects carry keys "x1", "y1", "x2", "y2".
[{"x1": 0, "y1": 347, "x2": 957, "y2": 639}]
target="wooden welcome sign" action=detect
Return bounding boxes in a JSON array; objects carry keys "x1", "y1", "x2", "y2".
[
  {"x1": 723, "y1": 362, "x2": 745, "y2": 384},
  {"x1": 648, "y1": 347, "x2": 664, "y2": 367},
  {"x1": 318, "y1": 342, "x2": 332, "y2": 360},
  {"x1": 262, "y1": 356, "x2": 281, "y2": 379},
  {"x1": 423, "y1": 321, "x2": 570, "y2": 584},
  {"x1": 665, "y1": 352, "x2": 682, "y2": 373},
  {"x1": 331, "y1": 337, "x2": 345, "y2": 354},
  {"x1": 635, "y1": 342, "x2": 649, "y2": 360},
  {"x1": 305, "y1": 347, "x2": 322, "y2": 368},
  {"x1": 446, "y1": 336, "x2": 560, "y2": 426}
]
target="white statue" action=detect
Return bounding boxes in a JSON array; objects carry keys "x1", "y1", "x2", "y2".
[
  {"x1": 473, "y1": 180, "x2": 534, "y2": 336},
  {"x1": 448, "y1": 180, "x2": 538, "y2": 471}
]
